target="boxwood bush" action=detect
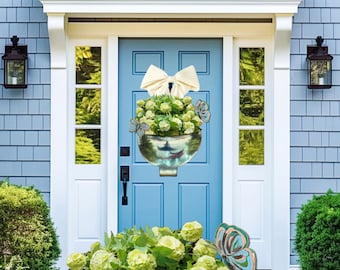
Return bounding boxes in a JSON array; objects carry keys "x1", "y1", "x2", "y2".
[
  {"x1": 0, "y1": 181, "x2": 60, "y2": 269},
  {"x1": 295, "y1": 190, "x2": 340, "y2": 270}
]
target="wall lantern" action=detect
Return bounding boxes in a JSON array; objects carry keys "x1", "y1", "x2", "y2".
[
  {"x1": 307, "y1": 36, "x2": 333, "y2": 89},
  {"x1": 2, "y1": 35, "x2": 28, "y2": 88}
]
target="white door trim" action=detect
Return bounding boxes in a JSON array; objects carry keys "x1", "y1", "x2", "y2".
[
  {"x1": 106, "y1": 35, "x2": 119, "y2": 235},
  {"x1": 222, "y1": 36, "x2": 234, "y2": 223},
  {"x1": 43, "y1": 2, "x2": 299, "y2": 268}
]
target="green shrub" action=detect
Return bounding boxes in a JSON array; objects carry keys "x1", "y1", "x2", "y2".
[
  {"x1": 0, "y1": 181, "x2": 61, "y2": 269},
  {"x1": 295, "y1": 190, "x2": 340, "y2": 270}
]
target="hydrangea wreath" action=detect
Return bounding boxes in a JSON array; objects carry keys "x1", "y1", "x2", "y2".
[
  {"x1": 129, "y1": 95, "x2": 210, "y2": 137},
  {"x1": 67, "y1": 221, "x2": 228, "y2": 270}
]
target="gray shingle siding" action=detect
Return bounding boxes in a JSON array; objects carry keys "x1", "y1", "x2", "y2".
[
  {"x1": 290, "y1": 0, "x2": 340, "y2": 264},
  {"x1": 0, "y1": 0, "x2": 50, "y2": 203}
]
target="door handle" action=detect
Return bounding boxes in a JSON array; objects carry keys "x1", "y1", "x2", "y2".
[{"x1": 120, "y1": 166, "x2": 129, "y2": 205}]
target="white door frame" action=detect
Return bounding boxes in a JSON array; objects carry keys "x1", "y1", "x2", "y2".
[{"x1": 41, "y1": 1, "x2": 301, "y2": 269}]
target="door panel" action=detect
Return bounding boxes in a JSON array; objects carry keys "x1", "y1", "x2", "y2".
[{"x1": 118, "y1": 38, "x2": 222, "y2": 240}]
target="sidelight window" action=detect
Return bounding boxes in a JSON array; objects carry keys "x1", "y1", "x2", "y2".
[
  {"x1": 74, "y1": 46, "x2": 102, "y2": 164},
  {"x1": 239, "y1": 48, "x2": 265, "y2": 165}
]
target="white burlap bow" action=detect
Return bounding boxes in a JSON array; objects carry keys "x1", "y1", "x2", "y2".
[{"x1": 140, "y1": 65, "x2": 200, "y2": 98}]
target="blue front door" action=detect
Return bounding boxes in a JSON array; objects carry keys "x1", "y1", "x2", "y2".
[{"x1": 118, "y1": 38, "x2": 222, "y2": 239}]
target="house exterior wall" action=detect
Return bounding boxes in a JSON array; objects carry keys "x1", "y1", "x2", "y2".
[
  {"x1": 0, "y1": 0, "x2": 50, "y2": 203},
  {"x1": 290, "y1": 0, "x2": 340, "y2": 265},
  {"x1": 0, "y1": 0, "x2": 339, "y2": 268}
]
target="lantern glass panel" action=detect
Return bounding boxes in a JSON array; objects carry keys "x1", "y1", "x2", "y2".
[
  {"x1": 5, "y1": 59, "x2": 26, "y2": 86},
  {"x1": 309, "y1": 59, "x2": 332, "y2": 86}
]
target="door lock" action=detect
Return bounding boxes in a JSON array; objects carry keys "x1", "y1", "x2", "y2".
[{"x1": 120, "y1": 166, "x2": 129, "y2": 205}]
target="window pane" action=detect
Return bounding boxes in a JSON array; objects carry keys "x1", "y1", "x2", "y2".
[
  {"x1": 75, "y1": 129, "x2": 101, "y2": 164},
  {"x1": 75, "y1": 46, "x2": 101, "y2": 84},
  {"x1": 239, "y1": 130, "x2": 264, "y2": 165},
  {"x1": 76, "y1": 88, "x2": 101, "y2": 125},
  {"x1": 6, "y1": 60, "x2": 26, "y2": 85},
  {"x1": 310, "y1": 59, "x2": 332, "y2": 85},
  {"x1": 240, "y1": 89, "x2": 264, "y2": 126},
  {"x1": 240, "y1": 48, "x2": 264, "y2": 85}
]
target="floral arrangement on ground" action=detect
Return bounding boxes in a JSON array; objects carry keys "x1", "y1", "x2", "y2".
[
  {"x1": 130, "y1": 94, "x2": 210, "y2": 137},
  {"x1": 67, "y1": 221, "x2": 229, "y2": 270}
]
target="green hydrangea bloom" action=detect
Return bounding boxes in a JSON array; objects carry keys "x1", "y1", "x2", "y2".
[
  {"x1": 137, "y1": 99, "x2": 145, "y2": 107},
  {"x1": 157, "y1": 235, "x2": 185, "y2": 261},
  {"x1": 160, "y1": 102, "x2": 172, "y2": 113},
  {"x1": 136, "y1": 107, "x2": 145, "y2": 117},
  {"x1": 180, "y1": 221, "x2": 203, "y2": 242},
  {"x1": 152, "y1": 226, "x2": 173, "y2": 238},
  {"x1": 145, "y1": 100, "x2": 156, "y2": 110},
  {"x1": 195, "y1": 255, "x2": 218, "y2": 270},
  {"x1": 159, "y1": 120, "x2": 171, "y2": 132},
  {"x1": 173, "y1": 99, "x2": 184, "y2": 111},
  {"x1": 183, "y1": 121, "x2": 195, "y2": 134},
  {"x1": 66, "y1": 252, "x2": 86, "y2": 270},
  {"x1": 145, "y1": 110, "x2": 155, "y2": 119},
  {"x1": 193, "y1": 239, "x2": 217, "y2": 260},
  {"x1": 127, "y1": 249, "x2": 157, "y2": 270},
  {"x1": 182, "y1": 96, "x2": 192, "y2": 105},
  {"x1": 192, "y1": 115, "x2": 203, "y2": 127},
  {"x1": 90, "y1": 241, "x2": 101, "y2": 254},
  {"x1": 186, "y1": 104, "x2": 195, "y2": 112},
  {"x1": 182, "y1": 113, "x2": 192, "y2": 122},
  {"x1": 90, "y1": 250, "x2": 120, "y2": 270},
  {"x1": 170, "y1": 117, "x2": 182, "y2": 129}
]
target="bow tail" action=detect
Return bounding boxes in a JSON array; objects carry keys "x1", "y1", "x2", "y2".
[
  {"x1": 170, "y1": 85, "x2": 187, "y2": 98},
  {"x1": 150, "y1": 84, "x2": 170, "y2": 96}
]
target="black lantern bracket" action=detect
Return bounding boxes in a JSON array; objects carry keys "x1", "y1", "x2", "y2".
[
  {"x1": 307, "y1": 36, "x2": 333, "y2": 89},
  {"x1": 2, "y1": 35, "x2": 28, "y2": 89}
]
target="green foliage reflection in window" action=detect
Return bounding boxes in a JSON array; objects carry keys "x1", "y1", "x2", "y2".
[
  {"x1": 75, "y1": 46, "x2": 102, "y2": 165},
  {"x1": 76, "y1": 46, "x2": 101, "y2": 84},
  {"x1": 239, "y1": 130, "x2": 264, "y2": 165},
  {"x1": 240, "y1": 48, "x2": 264, "y2": 85},
  {"x1": 240, "y1": 90, "x2": 264, "y2": 126},
  {"x1": 75, "y1": 129, "x2": 101, "y2": 164},
  {"x1": 76, "y1": 88, "x2": 101, "y2": 125}
]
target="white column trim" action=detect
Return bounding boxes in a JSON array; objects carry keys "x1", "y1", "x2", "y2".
[
  {"x1": 272, "y1": 14, "x2": 293, "y2": 270},
  {"x1": 107, "y1": 35, "x2": 119, "y2": 234},
  {"x1": 47, "y1": 13, "x2": 68, "y2": 270}
]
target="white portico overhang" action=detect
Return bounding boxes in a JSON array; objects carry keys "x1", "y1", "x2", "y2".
[
  {"x1": 40, "y1": 1, "x2": 302, "y2": 269},
  {"x1": 41, "y1": 0, "x2": 301, "y2": 15}
]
